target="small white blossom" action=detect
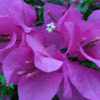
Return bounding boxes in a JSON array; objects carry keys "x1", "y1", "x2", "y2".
[{"x1": 46, "y1": 22, "x2": 56, "y2": 32}]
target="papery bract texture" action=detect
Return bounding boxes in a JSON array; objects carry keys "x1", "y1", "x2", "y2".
[
  {"x1": 67, "y1": 61, "x2": 100, "y2": 100},
  {"x1": 3, "y1": 47, "x2": 34, "y2": 85},
  {"x1": 18, "y1": 72, "x2": 63, "y2": 100},
  {"x1": 43, "y1": 3, "x2": 67, "y2": 23},
  {"x1": 26, "y1": 33, "x2": 63, "y2": 72}
]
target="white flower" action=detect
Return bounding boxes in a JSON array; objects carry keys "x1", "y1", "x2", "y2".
[{"x1": 46, "y1": 22, "x2": 56, "y2": 32}]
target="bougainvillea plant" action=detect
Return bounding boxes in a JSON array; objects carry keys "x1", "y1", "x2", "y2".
[{"x1": 0, "y1": 0, "x2": 100, "y2": 100}]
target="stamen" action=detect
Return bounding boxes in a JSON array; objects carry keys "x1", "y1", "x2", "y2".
[
  {"x1": 17, "y1": 68, "x2": 35, "y2": 76},
  {"x1": 62, "y1": 10, "x2": 65, "y2": 15},
  {"x1": 88, "y1": 37, "x2": 100, "y2": 44},
  {"x1": 47, "y1": 10, "x2": 57, "y2": 22},
  {"x1": 25, "y1": 61, "x2": 33, "y2": 66},
  {"x1": 0, "y1": 34, "x2": 10, "y2": 37},
  {"x1": 26, "y1": 70, "x2": 40, "y2": 79},
  {"x1": 83, "y1": 44, "x2": 96, "y2": 50},
  {"x1": 0, "y1": 37, "x2": 10, "y2": 42},
  {"x1": 17, "y1": 71, "x2": 26, "y2": 76},
  {"x1": 80, "y1": 38, "x2": 86, "y2": 44},
  {"x1": 82, "y1": 37, "x2": 100, "y2": 50},
  {"x1": 53, "y1": 29, "x2": 59, "y2": 33},
  {"x1": 0, "y1": 37, "x2": 21, "y2": 42}
]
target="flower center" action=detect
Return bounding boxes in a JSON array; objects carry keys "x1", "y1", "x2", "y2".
[{"x1": 46, "y1": 22, "x2": 56, "y2": 32}]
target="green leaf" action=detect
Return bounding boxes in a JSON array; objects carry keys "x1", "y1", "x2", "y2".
[
  {"x1": 76, "y1": 3, "x2": 88, "y2": 14},
  {"x1": 85, "y1": 0, "x2": 96, "y2": 4},
  {"x1": 59, "y1": 0, "x2": 64, "y2": 5},
  {"x1": 35, "y1": 21, "x2": 44, "y2": 26},
  {"x1": 84, "y1": 8, "x2": 93, "y2": 20},
  {"x1": 0, "y1": 87, "x2": 8, "y2": 100},
  {"x1": 0, "y1": 72, "x2": 6, "y2": 85},
  {"x1": 64, "y1": 0, "x2": 70, "y2": 3},
  {"x1": 52, "y1": 95, "x2": 59, "y2": 100},
  {"x1": 50, "y1": 0, "x2": 63, "y2": 5},
  {"x1": 8, "y1": 83, "x2": 14, "y2": 89},
  {"x1": 80, "y1": 60, "x2": 99, "y2": 70},
  {"x1": 60, "y1": 48, "x2": 67, "y2": 53}
]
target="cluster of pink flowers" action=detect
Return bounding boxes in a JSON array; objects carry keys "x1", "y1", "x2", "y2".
[{"x1": 1, "y1": 0, "x2": 100, "y2": 100}]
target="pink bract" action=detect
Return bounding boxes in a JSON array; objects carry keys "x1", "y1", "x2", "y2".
[
  {"x1": 57, "y1": 5, "x2": 100, "y2": 68},
  {"x1": 2, "y1": 1, "x2": 100, "y2": 100},
  {"x1": 55, "y1": 51, "x2": 100, "y2": 100},
  {"x1": 0, "y1": 0, "x2": 37, "y2": 71},
  {"x1": 0, "y1": 0, "x2": 37, "y2": 33},
  {"x1": 37, "y1": 3, "x2": 67, "y2": 49},
  {"x1": 3, "y1": 38, "x2": 63, "y2": 100}
]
